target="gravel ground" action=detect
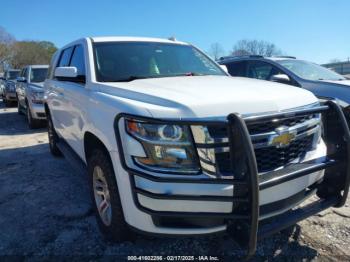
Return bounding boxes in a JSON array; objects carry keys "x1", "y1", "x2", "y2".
[{"x1": 0, "y1": 100, "x2": 349, "y2": 261}]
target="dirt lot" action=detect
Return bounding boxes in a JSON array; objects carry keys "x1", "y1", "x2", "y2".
[{"x1": 0, "y1": 100, "x2": 349, "y2": 261}]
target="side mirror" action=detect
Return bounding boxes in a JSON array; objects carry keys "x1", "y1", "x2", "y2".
[
  {"x1": 271, "y1": 74, "x2": 291, "y2": 83},
  {"x1": 220, "y1": 64, "x2": 228, "y2": 73},
  {"x1": 16, "y1": 76, "x2": 27, "y2": 82},
  {"x1": 55, "y1": 66, "x2": 78, "y2": 78},
  {"x1": 54, "y1": 66, "x2": 85, "y2": 83}
]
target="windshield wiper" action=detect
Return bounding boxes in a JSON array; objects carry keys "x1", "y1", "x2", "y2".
[
  {"x1": 113, "y1": 73, "x2": 206, "y2": 82},
  {"x1": 114, "y1": 76, "x2": 153, "y2": 82},
  {"x1": 172, "y1": 72, "x2": 205, "y2": 76}
]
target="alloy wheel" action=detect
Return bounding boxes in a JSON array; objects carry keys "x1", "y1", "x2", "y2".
[{"x1": 93, "y1": 166, "x2": 112, "y2": 226}]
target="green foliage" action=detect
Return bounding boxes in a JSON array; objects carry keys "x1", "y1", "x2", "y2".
[
  {"x1": 0, "y1": 26, "x2": 57, "y2": 70},
  {"x1": 10, "y1": 41, "x2": 57, "y2": 68}
]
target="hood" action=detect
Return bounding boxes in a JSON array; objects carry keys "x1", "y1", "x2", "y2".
[
  {"x1": 304, "y1": 80, "x2": 350, "y2": 105},
  {"x1": 29, "y1": 82, "x2": 44, "y2": 92},
  {"x1": 98, "y1": 75, "x2": 318, "y2": 118},
  {"x1": 320, "y1": 80, "x2": 350, "y2": 86}
]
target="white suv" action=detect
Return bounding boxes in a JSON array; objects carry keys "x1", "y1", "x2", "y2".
[{"x1": 44, "y1": 37, "x2": 350, "y2": 256}]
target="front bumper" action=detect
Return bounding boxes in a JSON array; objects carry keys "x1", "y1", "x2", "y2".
[
  {"x1": 29, "y1": 102, "x2": 46, "y2": 120},
  {"x1": 113, "y1": 101, "x2": 350, "y2": 257},
  {"x1": 5, "y1": 92, "x2": 17, "y2": 101}
]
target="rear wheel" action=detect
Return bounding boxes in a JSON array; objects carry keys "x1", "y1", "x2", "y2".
[
  {"x1": 47, "y1": 113, "x2": 62, "y2": 156},
  {"x1": 88, "y1": 149, "x2": 132, "y2": 242}
]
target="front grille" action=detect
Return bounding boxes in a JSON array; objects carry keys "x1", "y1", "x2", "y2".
[
  {"x1": 192, "y1": 111, "x2": 320, "y2": 175},
  {"x1": 207, "y1": 114, "x2": 316, "y2": 137},
  {"x1": 36, "y1": 112, "x2": 46, "y2": 117},
  {"x1": 216, "y1": 135, "x2": 314, "y2": 173},
  {"x1": 248, "y1": 115, "x2": 316, "y2": 135}
]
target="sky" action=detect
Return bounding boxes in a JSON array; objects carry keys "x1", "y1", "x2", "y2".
[{"x1": 1, "y1": 0, "x2": 349, "y2": 64}]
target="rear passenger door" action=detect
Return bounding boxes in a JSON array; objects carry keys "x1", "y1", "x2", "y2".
[
  {"x1": 47, "y1": 46, "x2": 74, "y2": 137},
  {"x1": 60, "y1": 44, "x2": 87, "y2": 158}
]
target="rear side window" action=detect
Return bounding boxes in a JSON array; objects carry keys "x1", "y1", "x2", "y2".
[
  {"x1": 58, "y1": 47, "x2": 74, "y2": 67},
  {"x1": 70, "y1": 45, "x2": 85, "y2": 76},
  {"x1": 226, "y1": 61, "x2": 247, "y2": 77}
]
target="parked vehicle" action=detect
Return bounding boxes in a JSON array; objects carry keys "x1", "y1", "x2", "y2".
[
  {"x1": 2, "y1": 69, "x2": 20, "y2": 106},
  {"x1": 219, "y1": 56, "x2": 350, "y2": 118},
  {"x1": 16, "y1": 65, "x2": 48, "y2": 128},
  {"x1": 0, "y1": 78, "x2": 4, "y2": 98},
  {"x1": 44, "y1": 37, "x2": 350, "y2": 257}
]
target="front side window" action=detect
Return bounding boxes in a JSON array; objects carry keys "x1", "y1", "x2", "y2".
[
  {"x1": 276, "y1": 60, "x2": 346, "y2": 81},
  {"x1": 247, "y1": 61, "x2": 280, "y2": 80},
  {"x1": 93, "y1": 42, "x2": 225, "y2": 82},
  {"x1": 20, "y1": 68, "x2": 27, "y2": 77},
  {"x1": 70, "y1": 45, "x2": 85, "y2": 76},
  {"x1": 30, "y1": 68, "x2": 48, "y2": 83},
  {"x1": 58, "y1": 47, "x2": 74, "y2": 67},
  {"x1": 226, "y1": 61, "x2": 247, "y2": 77}
]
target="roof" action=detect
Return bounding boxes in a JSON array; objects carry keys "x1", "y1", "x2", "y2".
[
  {"x1": 27, "y1": 65, "x2": 49, "y2": 68},
  {"x1": 219, "y1": 55, "x2": 296, "y2": 63},
  {"x1": 90, "y1": 36, "x2": 188, "y2": 45}
]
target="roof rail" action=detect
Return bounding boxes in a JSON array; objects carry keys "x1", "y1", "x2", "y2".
[
  {"x1": 273, "y1": 56, "x2": 296, "y2": 59},
  {"x1": 219, "y1": 55, "x2": 264, "y2": 61}
]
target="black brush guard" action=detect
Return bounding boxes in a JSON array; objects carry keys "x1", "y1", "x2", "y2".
[{"x1": 114, "y1": 100, "x2": 350, "y2": 258}]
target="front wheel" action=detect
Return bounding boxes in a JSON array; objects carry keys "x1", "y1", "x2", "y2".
[
  {"x1": 17, "y1": 100, "x2": 24, "y2": 115},
  {"x1": 27, "y1": 105, "x2": 40, "y2": 129},
  {"x1": 4, "y1": 99, "x2": 10, "y2": 107},
  {"x1": 88, "y1": 149, "x2": 132, "y2": 242}
]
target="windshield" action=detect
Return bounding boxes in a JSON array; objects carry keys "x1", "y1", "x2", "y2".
[
  {"x1": 93, "y1": 42, "x2": 225, "y2": 82},
  {"x1": 276, "y1": 59, "x2": 346, "y2": 81},
  {"x1": 8, "y1": 71, "x2": 20, "y2": 80},
  {"x1": 30, "y1": 68, "x2": 48, "y2": 83}
]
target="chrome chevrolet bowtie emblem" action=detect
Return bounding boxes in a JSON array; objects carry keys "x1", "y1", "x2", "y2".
[{"x1": 268, "y1": 126, "x2": 297, "y2": 148}]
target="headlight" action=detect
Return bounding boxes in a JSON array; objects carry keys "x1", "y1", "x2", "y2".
[
  {"x1": 125, "y1": 119, "x2": 199, "y2": 173},
  {"x1": 31, "y1": 92, "x2": 44, "y2": 104}
]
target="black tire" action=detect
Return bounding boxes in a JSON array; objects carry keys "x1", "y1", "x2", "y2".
[
  {"x1": 47, "y1": 113, "x2": 62, "y2": 156},
  {"x1": 88, "y1": 149, "x2": 132, "y2": 242},
  {"x1": 27, "y1": 105, "x2": 41, "y2": 129},
  {"x1": 17, "y1": 100, "x2": 24, "y2": 115},
  {"x1": 4, "y1": 99, "x2": 10, "y2": 107}
]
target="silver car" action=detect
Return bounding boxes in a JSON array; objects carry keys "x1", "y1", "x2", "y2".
[
  {"x1": 2, "y1": 69, "x2": 20, "y2": 106},
  {"x1": 16, "y1": 65, "x2": 48, "y2": 128}
]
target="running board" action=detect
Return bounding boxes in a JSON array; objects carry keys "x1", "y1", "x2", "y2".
[{"x1": 56, "y1": 139, "x2": 87, "y2": 176}]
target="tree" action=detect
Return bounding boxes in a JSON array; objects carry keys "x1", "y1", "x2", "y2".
[
  {"x1": 10, "y1": 41, "x2": 57, "y2": 69},
  {"x1": 0, "y1": 26, "x2": 16, "y2": 71},
  {"x1": 231, "y1": 39, "x2": 282, "y2": 57},
  {"x1": 208, "y1": 43, "x2": 225, "y2": 60}
]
